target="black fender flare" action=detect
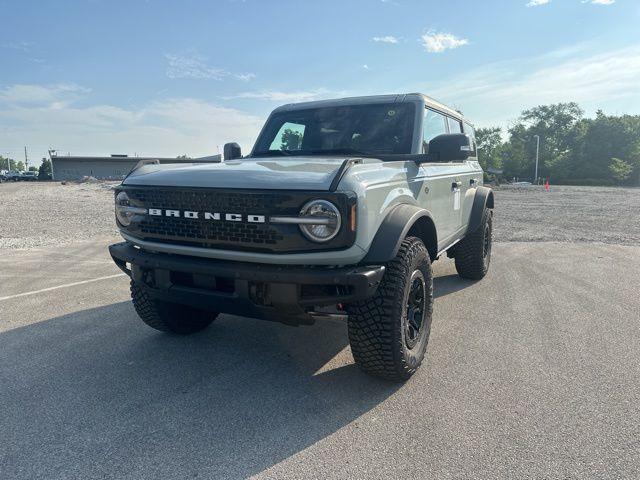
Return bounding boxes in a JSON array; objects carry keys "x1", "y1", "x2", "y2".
[
  {"x1": 467, "y1": 186, "x2": 494, "y2": 234},
  {"x1": 361, "y1": 204, "x2": 437, "y2": 264}
]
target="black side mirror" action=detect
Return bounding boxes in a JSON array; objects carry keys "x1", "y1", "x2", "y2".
[
  {"x1": 428, "y1": 133, "x2": 472, "y2": 162},
  {"x1": 223, "y1": 142, "x2": 242, "y2": 160}
]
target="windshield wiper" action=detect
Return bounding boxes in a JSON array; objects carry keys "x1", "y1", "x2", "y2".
[
  {"x1": 251, "y1": 149, "x2": 293, "y2": 157},
  {"x1": 251, "y1": 148, "x2": 378, "y2": 158},
  {"x1": 307, "y1": 148, "x2": 371, "y2": 156}
]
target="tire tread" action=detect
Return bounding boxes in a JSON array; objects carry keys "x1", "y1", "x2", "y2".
[
  {"x1": 347, "y1": 237, "x2": 432, "y2": 381},
  {"x1": 454, "y1": 209, "x2": 492, "y2": 280}
]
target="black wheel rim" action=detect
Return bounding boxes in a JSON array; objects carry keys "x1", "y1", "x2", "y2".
[{"x1": 404, "y1": 270, "x2": 426, "y2": 350}]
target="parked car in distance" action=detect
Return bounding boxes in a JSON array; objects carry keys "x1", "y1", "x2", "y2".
[
  {"x1": 19, "y1": 171, "x2": 39, "y2": 181},
  {"x1": 5, "y1": 171, "x2": 23, "y2": 181}
]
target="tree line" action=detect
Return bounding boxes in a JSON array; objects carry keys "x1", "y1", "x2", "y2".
[
  {"x1": 0, "y1": 156, "x2": 28, "y2": 172},
  {"x1": 0, "y1": 156, "x2": 52, "y2": 178},
  {"x1": 476, "y1": 103, "x2": 640, "y2": 186}
]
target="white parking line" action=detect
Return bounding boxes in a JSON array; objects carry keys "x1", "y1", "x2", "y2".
[{"x1": 0, "y1": 273, "x2": 126, "y2": 302}]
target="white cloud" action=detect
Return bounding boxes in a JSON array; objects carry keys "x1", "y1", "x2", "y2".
[
  {"x1": 0, "y1": 88, "x2": 263, "y2": 158},
  {"x1": 582, "y1": 0, "x2": 614, "y2": 4},
  {"x1": 421, "y1": 45, "x2": 640, "y2": 127},
  {"x1": 526, "y1": 0, "x2": 550, "y2": 7},
  {"x1": 165, "y1": 53, "x2": 227, "y2": 80},
  {"x1": 0, "y1": 84, "x2": 90, "y2": 105},
  {"x1": 1, "y1": 41, "x2": 33, "y2": 51},
  {"x1": 224, "y1": 88, "x2": 341, "y2": 103},
  {"x1": 363, "y1": 64, "x2": 371, "y2": 70},
  {"x1": 421, "y1": 31, "x2": 468, "y2": 53},
  {"x1": 165, "y1": 52, "x2": 254, "y2": 82},
  {"x1": 372, "y1": 36, "x2": 399, "y2": 44},
  {"x1": 235, "y1": 73, "x2": 256, "y2": 82}
]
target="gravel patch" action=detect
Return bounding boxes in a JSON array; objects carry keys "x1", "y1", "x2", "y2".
[
  {"x1": 1, "y1": 182, "x2": 638, "y2": 250},
  {"x1": 493, "y1": 185, "x2": 640, "y2": 245},
  {"x1": 0, "y1": 182, "x2": 119, "y2": 249}
]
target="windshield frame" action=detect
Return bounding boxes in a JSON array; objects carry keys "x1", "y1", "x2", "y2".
[{"x1": 249, "y1": 100, "x2": 423, "y2": 159}]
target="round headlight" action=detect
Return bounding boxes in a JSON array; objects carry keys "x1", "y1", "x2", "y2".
[
  {"x1": 115, "y1": 191, "x2": 132, "y2": 226},
  {"x1": 299, "y1": 199, "x2": 341, "y2": 243}
]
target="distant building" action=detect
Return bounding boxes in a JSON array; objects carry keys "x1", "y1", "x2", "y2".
[{"x1": 50, "y1": 154, "x2": 221, "y2": 181}]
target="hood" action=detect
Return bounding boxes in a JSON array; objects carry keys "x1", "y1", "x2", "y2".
[{"x1": 123, "y1": 157, "x2": 355, "y2": 191}]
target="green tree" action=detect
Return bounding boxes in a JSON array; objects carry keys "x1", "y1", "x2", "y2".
[
  {"x1": 280, "y1": 128, "x2": 303, "y2": 150},
  {"x1": 0, "y1": 155, "x2": 15, "y2": 171},
  {"x1": 39, "y1": 158, "x2": 52, "y2": 178},
  {"x1": 576, "y1": 111, "x2": 640, "y2": 185},
  {"x1": 501, "y1": 137, "x2": 528, "y2": 181},
  {"x1": 515, "y1": 102, "x2": 584, "y2": 181},
  {"x1": 475, "y1": 103, "x2": 640, "y2": 185},
  {"x1": 501, "y1": 123, "x2": 533, "y2": 180},
  {"x1": 15, "y1": 160, "x2": 25, "y2": 172},
  {"x1": 609, "y1": 157, "x2": 633, "y2": 184},
  {"x1": 475, "y1": 127, "x2": 503, "y2": 171}
]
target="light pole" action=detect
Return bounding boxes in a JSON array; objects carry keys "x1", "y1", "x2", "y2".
[{"x1": 533, "y1": 135, "x2": 540, "y2": 184}]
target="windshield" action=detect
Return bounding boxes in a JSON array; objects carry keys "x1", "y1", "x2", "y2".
[{"x1": 252, "y1": 103, "x2": 416, "y2": 157}]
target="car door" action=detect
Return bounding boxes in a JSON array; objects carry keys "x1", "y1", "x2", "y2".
[
  {"x1": 460, "y1": 122, "x2": 482, "y2": 228},
  {"x1": 415, "y1": 108, "x2": 468, "y2": 248},
  {"x1": 445, "y1": 116, "x2": 473, "y2": 233}
]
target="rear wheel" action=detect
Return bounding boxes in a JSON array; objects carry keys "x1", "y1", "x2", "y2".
[
  {"x1": 346, "y1": 237, "x2": 433, "y2": 382},
  {"x1": 454, "y1": 208, "x2": 493, "y2": 280},
  {"x1": 130, "y1": 281, "x2": 218, "y2": 334}
]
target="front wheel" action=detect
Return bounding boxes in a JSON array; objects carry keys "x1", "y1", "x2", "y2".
[
  {"x1": 346, "y1": 237, "x2": 433, "y2": 382},
  {"x1": 130, "y1": 281, "x2": 218, "y2": 334}
]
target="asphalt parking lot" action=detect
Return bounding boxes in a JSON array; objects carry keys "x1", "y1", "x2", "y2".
[{"x1": 1, "y1": 183, "x2": 640, "y2": 479}]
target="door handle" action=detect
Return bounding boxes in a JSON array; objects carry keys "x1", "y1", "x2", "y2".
[{"x1": 451, "y1": 181, "x2": 461, "y2": 190}]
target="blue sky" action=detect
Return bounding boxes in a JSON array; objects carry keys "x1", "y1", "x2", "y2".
[{"x1": 1, "y1": 0, "x2": 639, "y2": 161}]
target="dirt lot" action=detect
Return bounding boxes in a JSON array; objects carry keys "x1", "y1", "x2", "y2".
[
  {"x1": 1, "y1": 181, "x2": 639, "y2": 249},
  {"x1": 0, "y1": 181, "x2": 118, "y2": 249},
  {"x1": 495, "y1": 184, "x2": 640, "y2": 245}
]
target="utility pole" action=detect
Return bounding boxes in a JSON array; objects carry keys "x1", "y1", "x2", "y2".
[
  {"x1": 533, "y1": 135, "x2": 540, "y2": 184},
  {"x1": 48, "y1": 149, "x2": 57, "y2": 181},
  {"x1": 24, "y1": 146, "x2": 29, "y2": 171}
]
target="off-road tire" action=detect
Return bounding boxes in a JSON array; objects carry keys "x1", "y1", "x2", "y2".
[
  {"x1": 346, "y1": 237, "x2": 433, "y2": 382},
  {"x1": 130, "y1": 281, "x2": 218, "y2": 334},
  {"x1": 454, "y1": 208, "x2": 493, "y2": 280}
]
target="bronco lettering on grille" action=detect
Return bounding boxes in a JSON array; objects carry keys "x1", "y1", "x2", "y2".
[{"x1": 147, "y1": 208, "x2": 266, "y2": 223}]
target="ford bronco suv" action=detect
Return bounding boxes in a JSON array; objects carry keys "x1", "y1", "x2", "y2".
[{"x1": 109, "y1": 93, "x2": 494, "y2": 381}]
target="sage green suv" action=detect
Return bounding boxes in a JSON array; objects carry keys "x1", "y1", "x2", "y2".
[{"x1": 109, "y1": 93, "x2": 494, "y2": 381}]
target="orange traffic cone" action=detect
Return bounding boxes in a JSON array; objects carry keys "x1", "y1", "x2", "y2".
[{"x1": 544, "y1": 179, "x2": 550, "y2": 191}]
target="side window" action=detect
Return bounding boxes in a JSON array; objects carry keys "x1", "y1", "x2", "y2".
[
  {"x1": 447, "y1": 117, "x2": 462, "y2": 134},
  {"x1": 423, "y1": 109, "x2": 448, "y2": 153},
  {"x1": 464, "y1": 122, "x2": 477, "y2": 154},
  {"x1": 269, "y1": 122, "x2": 306, "y2": 151}
]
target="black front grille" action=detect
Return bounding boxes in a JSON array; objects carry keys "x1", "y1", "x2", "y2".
[
  {"x1": 139, "y1": 217, "x2": 284, "y2": 246},
  {"x1": 118, "y1": 186, "x2": 355, "y2": 253}
]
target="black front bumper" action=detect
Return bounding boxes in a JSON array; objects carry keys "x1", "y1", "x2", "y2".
[{"x1": 109, "y1": 242, "x2": 384, "y2": 325}]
